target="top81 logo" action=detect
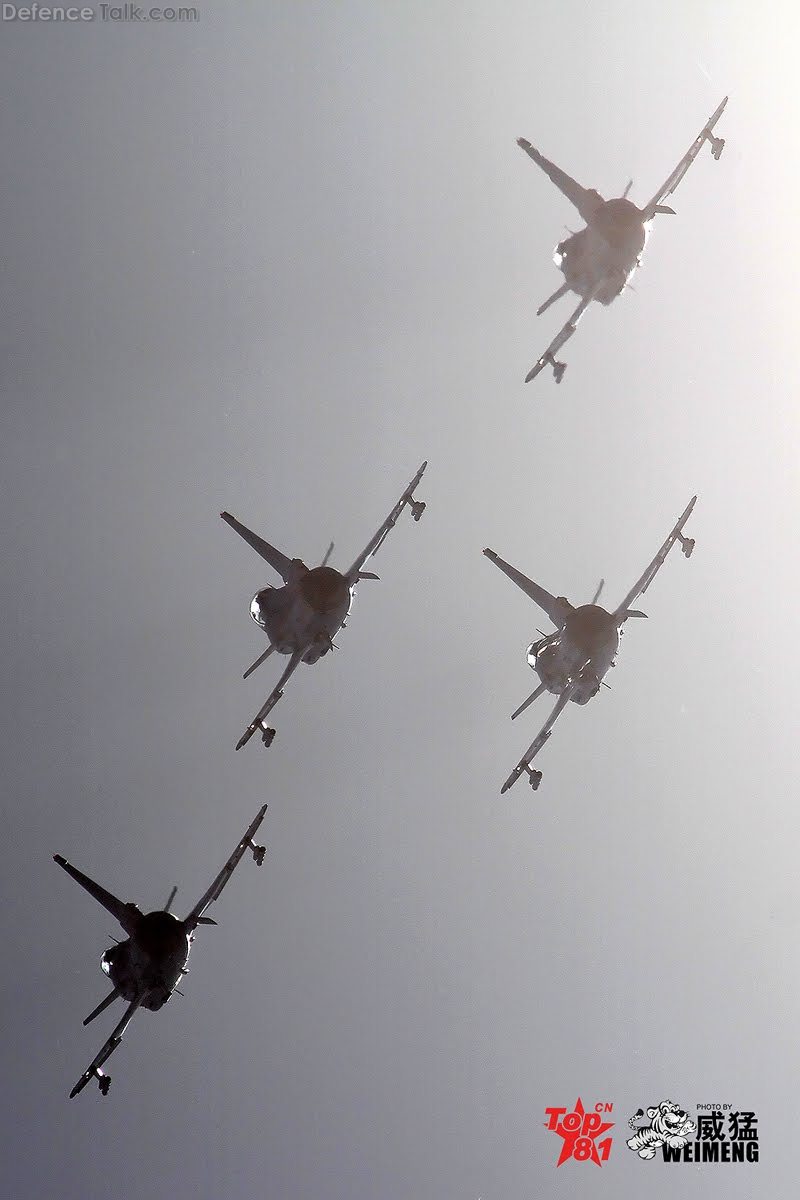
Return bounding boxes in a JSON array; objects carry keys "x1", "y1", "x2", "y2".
[{"x1": 544, "y1": 1099, "x2": 614, "y2": 1166}]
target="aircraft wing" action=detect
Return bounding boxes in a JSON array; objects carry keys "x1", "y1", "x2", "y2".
[
  {"x1": 483, "y1": 548, "x2": 572, "y2": 628},
  {"x1": 642, "y1": 96, "x2": 728, "y2": 218},
  {"x1": 615, "y1": 496, "x2": 697, "y2": 617},
  {"x1": 69, "y1": 996, "x2": 142, "y2": 1098},
  {"x1": 516, "y1": 138, "x2": 605, "y2": 223},
  {"x1": 500, "y1": 683, "x2": 576, "y2": 794},
  {"x1": 235, "y1": 646, "x2": 307, "y2": 751},
  {"x1": 53, "y1": 855, "x2": 140, "y2": 937},
  {"x1": 220, "y1": 512, "x2": 300, "y2": 583},
  {"x1": 344, "y1": 461, "x2": 427, "y2": 583},
  {"x1": 184, "y1": 804, "x2": 268, "y2": 932},
  {"x1": 524, "y1": 294, "x2": 594, "y2": 384}
]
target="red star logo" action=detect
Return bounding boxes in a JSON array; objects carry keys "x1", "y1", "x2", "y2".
[{"x1": 546, "y1": 1098, "x2": 614, "y2": 1166}]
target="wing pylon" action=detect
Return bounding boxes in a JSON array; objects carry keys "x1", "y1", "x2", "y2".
[
  {"x1": 614, "y1": 496, "x2": 697, "y2": 618},
  {"x1": 524, "y1": 294, "x2": 594, "y2": 384},
  {"x1": 235, "y1": 648, "x2": 306, "y2": 750},
  {"x1": 344, "y1": 462, "x2": 427, "y2": 584},
  {"x1": 69, "y1": 997, "x2": 143, "y2": 1099},
  {"x1": 501, "y1": 683, "x2": 577, "y2": 794},
  {"x1": 184, "y1": 804, "x2": 268, "y2": 932},
  {"x1": 641, "y1": 97, "x2": 728, "y2": 219}
]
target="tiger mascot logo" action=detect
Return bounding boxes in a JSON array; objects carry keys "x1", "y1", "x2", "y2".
[{"x1": 626, "y1": 1101, "x2": 696, "y2": 1160}]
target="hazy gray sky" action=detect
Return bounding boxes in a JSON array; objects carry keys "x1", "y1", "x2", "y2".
[{"x1": 1, "y1": 2, "x2": 795, "y2": 1196}]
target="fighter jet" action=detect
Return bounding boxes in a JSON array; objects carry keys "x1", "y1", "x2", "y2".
[
  {"x1": 484, "y1": 497, "x2": 696, "y2": 793},
  {"x1": 519, "y1": 97, "x2": 727, "y2": 384},
  {"x1": 221, "y1": 461, "x2": 427, "y2": 750},
  {"x1": 54, "y1": 805, "x2": 267, "y2": 1098}
]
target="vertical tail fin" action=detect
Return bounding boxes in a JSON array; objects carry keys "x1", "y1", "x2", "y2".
[
  {"x1": 511, "y1": 681, "x2": 548, "y2": 721},
  {"x1": 83, "y1": 987, "x2": 121, "y2": 1027},
  {"x1": 243, "y1": 643, "x2": 275, "y2": 680}
]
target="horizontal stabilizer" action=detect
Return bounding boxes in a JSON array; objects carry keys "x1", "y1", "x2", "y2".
[
  {"x1": 516, "y1": 137, "x2": 605, "y2": 223},
  {"x1": 483, "y1": 548, "x2": 572, "y2": 628},
  {"x1": 54, "y1": 855, "x2": 140, "y2": 936},
  {"x1": 220, "y1": 512, "x2": 299, "y2": 583}
]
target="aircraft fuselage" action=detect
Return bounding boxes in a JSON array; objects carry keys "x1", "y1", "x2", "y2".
[
  {"x1": 101, "y1": 910, "x2": 191, "y2": 1011},
  {"x1": 556, "y1": 200, "x2": 650, "y2": 305},
  {"x1": 528, "y1": 605, "x2": 620, "y2": 704},
  {"x1": 249, "y1": 565, "x2": 353, "y2": 663}
]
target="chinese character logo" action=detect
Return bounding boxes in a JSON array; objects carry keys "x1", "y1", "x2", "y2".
[
  {"x1": 626, "y1": 1102, "x2": 759, "y2": 1163},
  {"x1": 544, "y1": 1099, "x2": 614, "y2": 1166},
  {"x1": 626, "y1": 1102, "x2": 696, "y2": 1159},
  {"x1": 692, "y1": 1109, "x2": 759, "y2": 1162},
  {"x1": 727, "y1": 1112, "x2": 758, "y2": 1144}
]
